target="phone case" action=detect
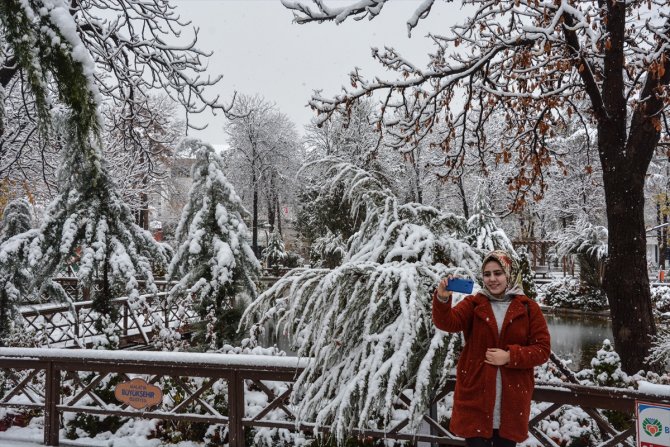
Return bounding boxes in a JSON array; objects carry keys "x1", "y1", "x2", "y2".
[{"x1": 446, "y1": 278, "x2": 474, "y2": 294}]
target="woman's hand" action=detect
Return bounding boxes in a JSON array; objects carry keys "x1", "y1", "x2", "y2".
[
  {"x1": 436, "y1": 277, "x2": 453, "y2": 301},
  {"x1": 484, "y1": 348, "x2": 510, "y2": 366}
]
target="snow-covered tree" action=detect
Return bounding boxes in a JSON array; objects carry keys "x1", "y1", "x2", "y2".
[
  {"x1": 168, "y1": 139, "x2": 261, "y2": 349},
  {"x1": 101, "y1": 95, "x2": 184, "y2": 229},
  {"x1": 241, "y1": 159, "x2": 481, "y2": 439},
  {"x1": 263, "y1": 230, "x2": 287, "y2": 270},
  {"x1": 224, "y1": 94, "x2": 302, "y2": 255},
  {"x1": 282, "y1": 0, "x2": 668, "y2": 373},
  {"x1": 0, "y1": 199, "x2": 32, "y2": 243},
  {"x1": 303, "y1": 99, "x2": 380, "y2": 169},
  {"x1": 466, "y1": 185, "x2": 516, "y2": 254},
  {"x1": 0, "y1": 0, "x2": 228, "y2": 182},
  {"x1": 27, "y1": 118, "x2": 170, "y2": 348},
  {"x1": 0, "y1": 198, "x2": 37, "y2": 343},
  {"x1": 553, "y1": 217, "x2": 608, "y2": 291}
]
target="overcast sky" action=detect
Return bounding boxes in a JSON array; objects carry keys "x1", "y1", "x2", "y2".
[{"x1": 172, "y1": 0, "x2": 464, "y2": 146}]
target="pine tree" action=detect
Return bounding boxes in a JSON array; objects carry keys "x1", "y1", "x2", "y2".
[
  {"x1": 28, "y1": 119, "x2": 170, "y2": 349},
  {"x1": 466, "y1": 185, "x2": 516, "y2": 254},
  {"x1": 263, "y1": 229, "x2": 287, "y2": 271},
  {"x1": 168, "y1": 139, "x2": 261, "y2": 349},
  {"x1": 0, "y1": 199, "x2": 37, "y2": 344},
  {"x1": 241, "y1": 159, "x2": 481, "y2": 439}
]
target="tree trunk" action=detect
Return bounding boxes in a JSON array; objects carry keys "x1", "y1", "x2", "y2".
[
  {"x1": 251, "y1": 144, "x2": 259, "y2": 256},
  {"x1": 591, "y1": 0, "x2": 662, "y2": 373},
  {"x1": 456, "y1": 177, "x2": 469, "y2": 219},
  {"x1": 276, "y1": 194, "x2": 282, "y2": 236},
  {"x1": 601, "y1": 167, "x2": 656, "y2": 373},
  {"x1": 252, "y1": 175, "x2": 258, "y2": 256},
  {"x1": 138, "y1": 192, "x2": 149, "y2": 230},
  {"x1": 657, "y1": 202, "x2": 665, "y2": 269},
  {"x1": 267, "y1": 195, "x2": 275, "y2": 233},
  {"x1": 598, "y1": 94, "x2": 658, "y2": 373}
]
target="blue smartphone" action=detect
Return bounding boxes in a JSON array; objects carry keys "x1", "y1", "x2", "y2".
[{"x1": 446, "y1": 278, "x2": 474, "y2": 294}]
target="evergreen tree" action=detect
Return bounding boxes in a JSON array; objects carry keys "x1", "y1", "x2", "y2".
[
  {"x1": 553, "y1": 217, "x2": 608, "y2": 290},
  {"x1": 517, "y1": 248, "x2": 537, "y2": 300},
  {"x1": 465, "y1": 186, "x2": 538, "y2": 297},
  {"x1": 0, "y1": 199, "x2": 37, "y2": 343},
  {"x1": 168, "y1": 139, "x2": 260, "y2": 349},
  {"x1": 263, "y1": 229, "x2": 287, "y2": 270},
  {"x1": 466, "y1": 185, "x2": 516, "y2": 254},
  {"x1": 241, "y1": 160, "x2": 481, "y2": 439},
  {"x1": 28, "y1": 119, "x2": 170, "y2": 349}
]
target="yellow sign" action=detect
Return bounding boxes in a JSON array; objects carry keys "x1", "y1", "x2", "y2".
[{"x1": 114, "y1": 378, "x2": 162, "y2": 410}]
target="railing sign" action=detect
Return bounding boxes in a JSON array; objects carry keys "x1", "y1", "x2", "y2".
[
  {"x1": 114, "y1": 378, "x2": 163, "y2": 409},
  {"x1": 636, "y1": 400, "x2": 670, "y2": 447}
]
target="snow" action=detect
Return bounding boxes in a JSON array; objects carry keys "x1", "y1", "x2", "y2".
[
  {"x1": 0, "y1": 347, "x2": 311, "y2": 369},
  {"x1": 638, "y1": 381, "x2": 670, "y2": 397}
]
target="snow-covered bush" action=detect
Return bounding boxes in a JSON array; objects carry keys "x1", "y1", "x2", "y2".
[
  {"x1": 648, "y1": 326, "x2": 670, "y2": 371},
  {"x1": 576, "y1": 340, "x2": 634, "y2": 430},
  {"x1": 167, "y1": 139, "x2": 260, "y2": 350},
  {"x1": 651, "y1": 286, "x2": 670, "y2": 314},
  {"x1": 538, "y1": 276, "x2": 608, "y2": 312},
  {"x1": 241, "y1": 159, "x2": 482, "y2": 440}
]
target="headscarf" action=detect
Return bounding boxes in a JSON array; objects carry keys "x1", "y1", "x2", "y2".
[{"x1": 480, "y1": 249, "x2": 525, "y2": 301}]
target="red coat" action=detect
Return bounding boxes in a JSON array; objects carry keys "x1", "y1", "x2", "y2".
[{"x1": 432, "y1": 292, "x2": 551, "y2": 442}]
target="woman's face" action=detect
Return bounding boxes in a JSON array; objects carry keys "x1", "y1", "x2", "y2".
[{"x1": 482, "y1": 260, "x2": 508, "y2": 296}]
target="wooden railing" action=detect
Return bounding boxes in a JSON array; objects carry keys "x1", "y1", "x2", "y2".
[
  {"x1": 20, "y1": 279, "x2": 197, "y2": 348},
  {"x1": 0, "y1": 348, "x2": 668, "y2": 447},
  {"x1": 19, "y1": 275, "x2": 288, "y2": 348}
]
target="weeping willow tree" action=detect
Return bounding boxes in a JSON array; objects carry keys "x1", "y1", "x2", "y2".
[{"x1": 241, "y1": 159, "x2": 485, "y2": 439}]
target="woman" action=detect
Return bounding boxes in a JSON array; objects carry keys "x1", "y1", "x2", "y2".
[{"x1": 433, "y1": 250, "x2": 550, "y2": 446}]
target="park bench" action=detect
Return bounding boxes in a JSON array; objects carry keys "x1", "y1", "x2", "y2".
[{"x1": 533, "y1": 265, "x2": 551, "y2": 278}]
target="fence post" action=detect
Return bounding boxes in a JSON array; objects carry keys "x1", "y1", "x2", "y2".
[
  {"x1": 429, "y1": 399, "x2": 438, "y2": 447},
  {"x1": 123, "y1": 304, "x2": 129, "y2": 336},
  {"x1": 228, "y1": 371, "x2": 245, "y2": 447},
  {"x1": 44, "y1": 361, "x2": 60, "y2": 446}
]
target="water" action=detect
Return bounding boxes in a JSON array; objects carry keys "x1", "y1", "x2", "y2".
[
  {"x1": 261, "y1": 312, "x2": 614, "y2": 372},
  {"x1": 545, "y1": 312, "x2": 613, "y2": 371}
]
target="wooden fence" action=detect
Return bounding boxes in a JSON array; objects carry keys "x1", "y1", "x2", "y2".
[{"x1": 0, "y1": 348, "x2": 668, "y2": 446}]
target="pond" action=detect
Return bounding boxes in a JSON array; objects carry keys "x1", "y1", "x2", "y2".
[
  {"x1": 261, "y1": 311, "x2": 614, "y2": 372},
  {"x1": 544, "y1": 312, "x2": 613, "y2": 371}
]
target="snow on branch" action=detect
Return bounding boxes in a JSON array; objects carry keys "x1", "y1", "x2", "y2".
[
  {"x1": 552, "y1": 217, "x2": 607, "y2": 261},
  {"x1": 241, "y1": 159, "x2": 481, "y2": 438},
  {"x1": 282, "y1": 0, "x2": 437, "y2": 36},
  {"x1": 25, "y1": 117, "x2": 171, "y2": 348},
  {"x1": 168, "y1": 139, "x2": 260, "y2": 349},
  {"x1": 286, "y1": 0, "x2": 670, "y2": 208}
]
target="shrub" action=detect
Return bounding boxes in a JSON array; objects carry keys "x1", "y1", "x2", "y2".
[{"x1": 538, "y1": 277, "x2": 608, "y2": 312}]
